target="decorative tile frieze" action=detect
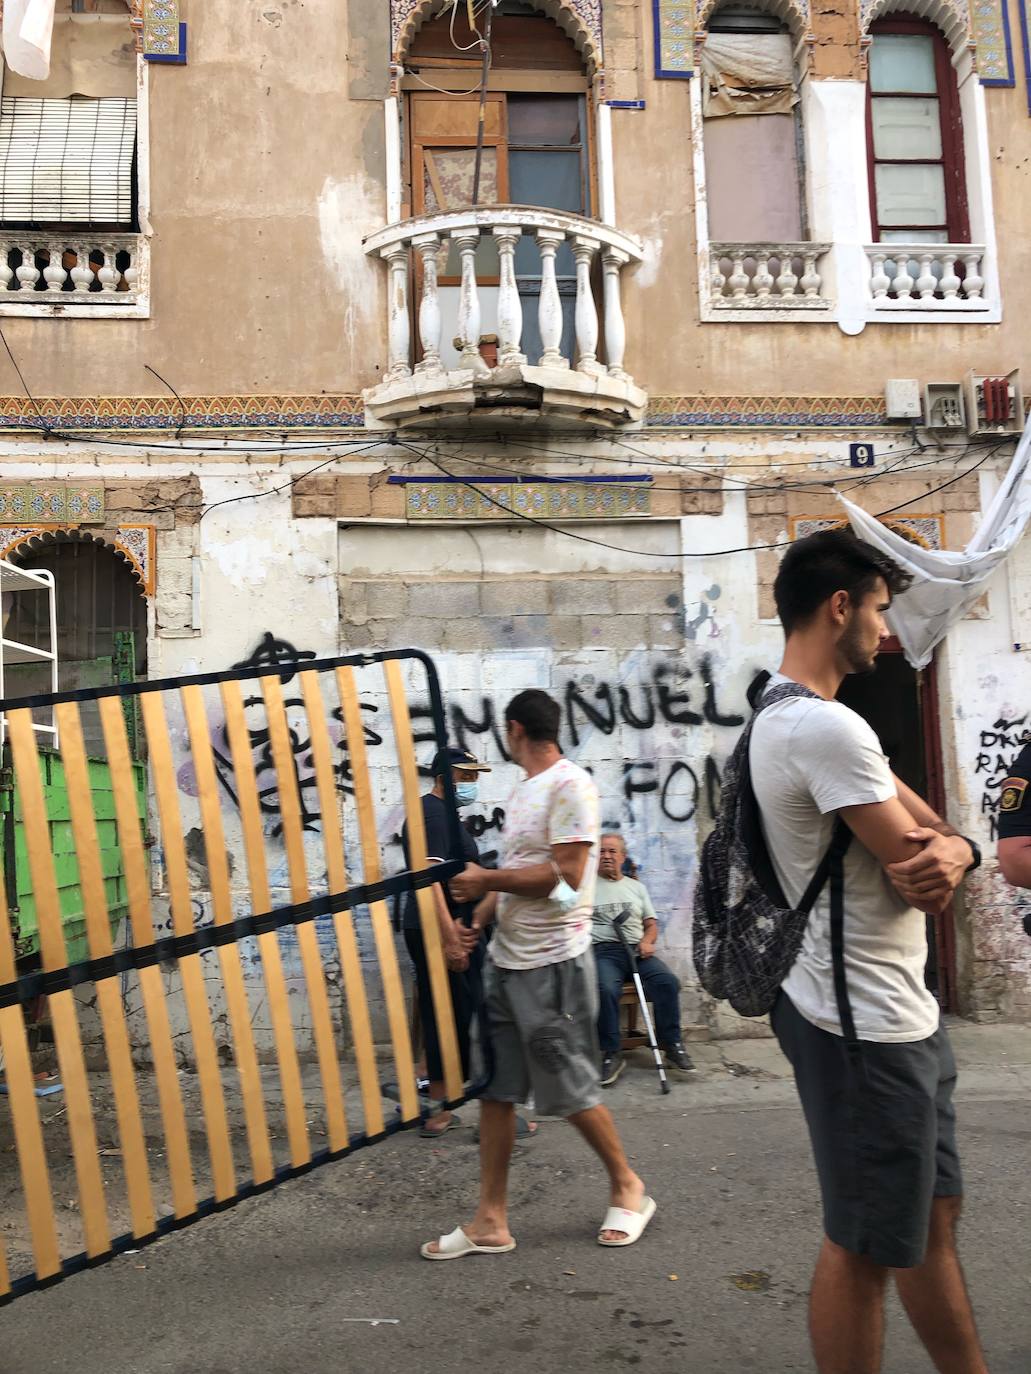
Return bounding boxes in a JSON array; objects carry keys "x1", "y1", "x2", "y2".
[
  {"x1": 791, "y1": 514, "x2": 945, "y2": 549},
  {"x1": 0, "y1": 524, "x2": 154, "y2": 594},
  {"x1": 404, "y1": 480, "x2": 651, "y2": 520},
  {"x1": 143, "y1": 0, "x2": 187, "y2": 63},
  {"x1": 646, "y1": 395, "x2": 889, "y2": 427},
  {"x1": 972, "y1": 0, "x2": 1015, "y2": 83},
  {"x1": 0, "y1": 485, "x2": 104, "y2": 523}
]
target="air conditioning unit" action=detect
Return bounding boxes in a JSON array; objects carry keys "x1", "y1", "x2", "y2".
[
  {"x1": 964, "y1": 369, "x2": 1024, "y2": 437},
  {"x1": 924, "y1": 383, "x2": 966, "y2": 432}
]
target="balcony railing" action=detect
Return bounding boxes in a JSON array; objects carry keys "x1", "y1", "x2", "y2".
[
  {"x1": 708, "y1": 243, "x2": 833, "y2": 309},
  {"x1": 362, "y1": 207, "x2": 646, "y2": 430},
  {"x1": 864, "y1": 243, "x2": 988, "y2": 310},
  {"x1": 0, "y1": 234, "x2": 144, "y2": 306}
]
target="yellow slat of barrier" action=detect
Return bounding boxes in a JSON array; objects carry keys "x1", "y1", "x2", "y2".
[
  {"x1": 334, "y1": 665, "x2": 419, "y2": 1125},
  {"x1": 97, "y1": 695, "x2": 197, "y2": 1221},
  {"x1": 297, "y1": 670, "x2": 384, "y2": 1139},
  {"x1": 219, "y1": 680, "x2": 311, "y2": 1170},
  {"x1": 7, "y1": 711, "x2": 111, "y2": 1259},
  {"x1": 54, "y1": 702, "x2": 156, "y2": 1240},
  {"x1": 180, "y1": 684, "x2": 275, "y2": 1185},
  {"x1": 0, "y1": 845, "x2": 60, "y2": 1280},
  {"x1": 139, "y1": 693, "x2": 238, "y2": 1202},
  {"x1": 384, "y1": 660, "x2": 463, "y2": 1105},
  {"x1": 259, "y1": 675, "x2": 349, "y2": 1151}
]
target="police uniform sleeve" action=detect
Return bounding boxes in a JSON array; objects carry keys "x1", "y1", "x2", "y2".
[{"x1": 997, "y1": 743, "x2": 1031, "y2": 839}]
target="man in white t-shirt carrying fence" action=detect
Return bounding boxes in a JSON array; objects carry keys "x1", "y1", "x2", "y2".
[
  {"x1": 591, "y1": 832, "x2": 694, "y2": 1087},
  {"x1": 753, "y1": 529, "x2": 987, "y2": 1374},
  {"x1": 420, "y1": 689, "x2": 655, "y2": 1260}
]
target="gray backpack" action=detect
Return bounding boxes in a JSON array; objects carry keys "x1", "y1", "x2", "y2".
[{"x1": 692, "y1": 680, "x2": 856, "y2": 1037}]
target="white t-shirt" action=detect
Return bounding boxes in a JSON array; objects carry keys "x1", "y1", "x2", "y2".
[
  {"x1": 491, "y1": 757, "x2": 599, "y2": 971},
  {"x1": 592, "y1": 875, "x2": 657, "y2": 946},
  {"x1": 750, "y1": 674, "x2": 940, "y2": 1044}
]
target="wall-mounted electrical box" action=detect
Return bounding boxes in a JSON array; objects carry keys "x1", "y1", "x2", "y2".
[
  {"x1": 924, "y1": 383, "x2": 966, "y2": 431},
  {"x1": 885, "y1": 378, "x2": 922, "y2": 420},
  {"x1": 964, "y1": 369, "x2": 1024, "y2": 436}
]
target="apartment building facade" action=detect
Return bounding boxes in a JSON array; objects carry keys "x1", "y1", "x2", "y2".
[{"x1": 0, "y1": 0, "x2": 1028, "y2": 1050}]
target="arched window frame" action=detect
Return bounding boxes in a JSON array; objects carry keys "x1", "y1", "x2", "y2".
[{"x1": 865, "y1": 15, "x2": 970, "y2": 245}]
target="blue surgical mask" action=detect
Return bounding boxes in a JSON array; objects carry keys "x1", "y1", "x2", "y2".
[{"x1": 455, "y1": 782, "x2": 479, "y2": 806}]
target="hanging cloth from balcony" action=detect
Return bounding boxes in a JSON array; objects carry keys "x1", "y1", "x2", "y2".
[
  {"x1": 839, "y1": 410, "x2": 1031, "y2": 668},
  {"x1": 3, "y1": 14, "x2": 135, "y2": 98},
  {"x1": 2, "y1": 0, "x2": 56, "y2": 80},
  {"x1": 700, "y1": 31, "x2": 798, "y2": 118}
]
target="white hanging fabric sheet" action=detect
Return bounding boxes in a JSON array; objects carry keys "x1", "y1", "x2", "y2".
[
  {"x1": 839, "y1": 412, "x2": 1031, "y2": 668},
  {"x1": 700, "y1": 31, "x2": 798, "y2": 118},
  {"x1": 3, "y1": 0, "x2": 57, "y2": 81}
]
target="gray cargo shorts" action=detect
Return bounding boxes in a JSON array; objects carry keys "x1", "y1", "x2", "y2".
[{"x1": 482, "y1": 949, "x2": 602, "y2": 1118}]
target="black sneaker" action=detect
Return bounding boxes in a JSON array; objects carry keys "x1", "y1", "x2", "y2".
[
  {"x1": 600, "y1": 1053, "x2": 625, "y2": 1087},
  {"x1": 664, "y1": 1043, "x2": 696, "y2": 1075}
]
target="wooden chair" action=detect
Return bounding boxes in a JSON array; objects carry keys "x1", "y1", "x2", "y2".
[{"x1": 619, "y1": 979, "x2": 654, "y2": 1050}]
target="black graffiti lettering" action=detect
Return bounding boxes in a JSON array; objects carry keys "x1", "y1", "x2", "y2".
[
  {"x1": 465, "y1": 807, "x2": 506, "y2": 840},
  {"x1": 451, "y1": 699, "x2": 510, "y2": 762},
  {"x1": 654, "y1": 663, "x2": 702, "y2": 726},
  {"x1": 700, "y1": 655, "x2": 745, "y2": 728},
  {"x1": 661, "y1": 761, "x2": 699, "y2": 822},
  {"x1": 973, "y1": 752, "x2": 993, "y2": 775},
  {"x1": 704, "y1": 754, "x2": 722, "y2": 818},
  {"x1": 617, "y1": 684, "x2": 656, "y2": 731},
  {"x1": 623, "y1": 761, "x2": 658, "y2": 799},
  {"x1": 232, "y1": 631, "x2": 316, "y2": 684},
  {"x1": 565, "y1": 680, "x2": 616, "y2": 747},
  {"x1": 409, "y1": 701, "x2": 440, "y2": 774}
]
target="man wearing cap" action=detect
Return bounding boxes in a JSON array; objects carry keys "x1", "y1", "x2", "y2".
[
  {"x1": 401, "y1": 747, "x2": 491, "y2": 1138},
  {"x1": 997, "y1": 736, "x2": 1031, "y2": 890}
]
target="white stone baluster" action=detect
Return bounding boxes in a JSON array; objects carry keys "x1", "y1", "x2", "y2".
[
  {"x1": 939, "y1": 252, "x2": 960, "y2": 301},
  {"x1": 15, "y1": 246, "x2": 41, "y2": 293},
  {"x1": 753, "y1": 253, "x2": 774, "y2": 299},
  {"x1": 915, "y1": 252, "x2": 936, "y2": 303},
  {"x1": 71, "y1": 244, "x2": 94, "y2": 293},
  {"x1": 711, "y1": 255, "x2": 727, "y2": 299},
  {"x1": 572, "y1": 235, "x2": 603, "y2": 375},
  {"x1": 97, "y1": 244, "x2": 119, "y2": 294},
  {"x1": 380, "y1": 243, "x2": 412, "y2": 378},
  {"x1": 962, "y1": 251, "x2": 984, "y2": 301},
  {"x1": 451, "y1": 229, "x2": 489, "y2": 377},
  {"x1": 412, "y1": 232, "x2": 444, "y2": 374},
  {"x1": 774, "y1": 253, "x2": 798, "y2": 298},
  {"x1": 892, "y1": 255, "x2": 914, "y2": 301},
  {"x1": 869, "y1": 251, "x2": 890, "y2": 299},
  {"x1": 0, "y1": 246, "x2": 11, "y2": 293},
  {"x1": 493, "y1": 225, "x2": 525, "y2": 367},
  {"x1": 123, "y1": 253, "x2": 139, "y2": 296},
  {"x1": 43, "y1": 244, "x2": 67, "y2": 293},
  {"x1": 728, "y1": 255, "x2": 749, "y2": 299},
  {"x1": 601, "y1": 246, "x2": 629, "y2": 380},
  {"x1": 800, "y1": 251, "x2": 821, "y2": 299},
  {"x1": 535, "y1": 228, "x2": 568, "y2": 369}
]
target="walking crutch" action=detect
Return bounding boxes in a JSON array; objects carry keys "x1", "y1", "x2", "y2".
[{"x1": 613, "y1": 911, "x2": 670, "y2": 1095}]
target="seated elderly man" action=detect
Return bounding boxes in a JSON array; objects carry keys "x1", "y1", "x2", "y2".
[{"x1": 592, "y1": 832, "x2": 695, "y2": 1086}]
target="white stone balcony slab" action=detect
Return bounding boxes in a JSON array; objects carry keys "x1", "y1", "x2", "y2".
[
  {"x1": 708, "y1": 243, "x2": 833, "y2": 310},
  {"x1": 362, "y1": 207, "x2": 646, "y2": 431},
  {"x1": 0, "y1": 234, "x2": 149, "y2": 317},
  {"x1": 864, "y1": 243, "x2": 988, "y2": 311}
]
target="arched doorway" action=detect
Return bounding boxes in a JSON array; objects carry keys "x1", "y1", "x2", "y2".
[{"x1": 7, "y1": 532, "x2": 147, "y2": 758}]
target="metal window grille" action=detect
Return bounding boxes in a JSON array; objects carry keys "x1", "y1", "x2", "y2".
[{"x1": 0, "y1": 96, "x2": 137, "y2": 227}]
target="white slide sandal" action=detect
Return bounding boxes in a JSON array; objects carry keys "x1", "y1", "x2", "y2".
[
  {"x1": 420, "y1": 1226, "x2": 518, "y2": 1261},
  {"x1": 597, "y1": 1196, "x2": 657, "y2": 1247}
]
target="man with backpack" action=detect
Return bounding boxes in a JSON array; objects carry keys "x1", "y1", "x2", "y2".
[{"x1": 695, "y1": 529, "x2": 987, "y2": 1374}]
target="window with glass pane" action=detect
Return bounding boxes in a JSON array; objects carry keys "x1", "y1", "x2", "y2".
[{"x1": 866, "y1": 21, "x2": 968, "y2": 245}]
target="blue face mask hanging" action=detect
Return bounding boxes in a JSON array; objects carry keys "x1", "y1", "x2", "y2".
[{"x1": 455, "y1": 782, "x2": 479, "y2": 806}]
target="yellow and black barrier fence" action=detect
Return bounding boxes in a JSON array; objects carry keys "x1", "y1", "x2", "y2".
[{"x1": 0, "y1": 648, "x2": 470, "y2": 1304}]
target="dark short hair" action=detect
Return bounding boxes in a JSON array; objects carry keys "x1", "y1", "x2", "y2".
[
  {"x1": 505, "y1": 689, "x2": 561, "y2": 744},
  {"x1": 774, "y1": 529, "x2": 912, "y2": 635}
]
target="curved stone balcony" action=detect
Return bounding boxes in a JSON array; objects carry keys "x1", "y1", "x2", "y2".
[{"x1": 362, "y1": 207, "x2": 646, "y2": 431}]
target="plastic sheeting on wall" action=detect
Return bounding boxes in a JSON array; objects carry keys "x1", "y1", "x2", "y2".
[
  {"x1": 840, "y1": 413, "x2": 1031, "y2": 669},
  {"x1": 700, "y1": 31, "x2": 798, "y2": 118},
  {"x1": 3, "y1": 14, "x2": 135, "y2": 98}
]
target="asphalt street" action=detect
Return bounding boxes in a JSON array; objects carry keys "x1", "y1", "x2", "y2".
[{"x1": 2, "y1": 1024, "x2": 1029, "y2": 1374}]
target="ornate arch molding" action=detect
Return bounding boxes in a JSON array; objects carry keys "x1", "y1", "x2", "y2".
[
  {"x1": 696, "y1": 0, "x2": 811, "y2": 40},
  {"x1": 391, "y1": 0, "x2": 603, "y2": 80},
  {"x1": 860, "y1": 0, "x2": 972, "y2": 53},
  {"x1": 0, "y1": 525, "x2": 154, "y2": 596}
]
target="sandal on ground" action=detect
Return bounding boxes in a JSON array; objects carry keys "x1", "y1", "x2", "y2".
[
  {"x1": 419, "y1": 1112, "x2": 463, "y2": 1139},
  {"x1": 597, "y1": 1196, "x2": 657, "y2": 1247},
  {"x1": 473, "y1": 1115, "x2": 538, "y2": 1144},
  {"x1": 420, "y1": 1226, "x2": 517, "y2": 1261}
]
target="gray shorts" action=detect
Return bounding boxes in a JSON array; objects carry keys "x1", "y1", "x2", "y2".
[
  {"x1": 772, "y1": 991, "x2": 963, "y2": 1269},
  {"x1": 482, "y1": 949, "x2": 602, "y2": 1118}
]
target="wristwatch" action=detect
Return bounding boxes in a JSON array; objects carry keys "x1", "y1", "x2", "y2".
[{"x1": 962, "y1": 836, "x2": 982, "y2": 872}]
